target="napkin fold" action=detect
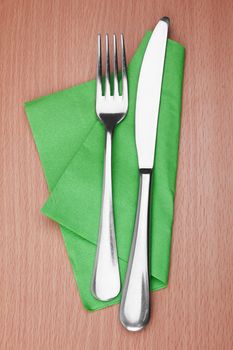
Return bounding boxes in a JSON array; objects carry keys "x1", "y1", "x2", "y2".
[{"x1": 25, "y1": 32, "x2": 185, "y2": 311}]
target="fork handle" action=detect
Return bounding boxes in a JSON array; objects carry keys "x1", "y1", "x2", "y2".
[
  {"x1": 91, "y1": 130, "x2": 121, "y2": 301},
  {"x1": 120, "y1": 170, "x2": 152, "y2": 331}
]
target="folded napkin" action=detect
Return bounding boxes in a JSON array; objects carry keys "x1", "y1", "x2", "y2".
[{"x1": 25, "y1": 32, "x2": 185, "y2": 311}]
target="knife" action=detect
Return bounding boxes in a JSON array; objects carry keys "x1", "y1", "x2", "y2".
[{"x1": 119, "y1": 17, "x2": 169, "y2": 331}]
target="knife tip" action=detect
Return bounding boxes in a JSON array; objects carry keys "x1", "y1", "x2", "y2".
[{"x1": 161, "y1": 16, "x2": 170, "y2": 25}]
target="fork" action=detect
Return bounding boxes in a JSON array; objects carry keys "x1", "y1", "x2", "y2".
[{"x1": 91, "y1": 33, "x2": 128, "y2": 301}]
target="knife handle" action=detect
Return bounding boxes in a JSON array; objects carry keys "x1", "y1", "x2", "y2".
[
  {"x1": 120, "y1": 170, "x2": 152, "y2": 331},
  {"x1": 91, "y1": 130, "x2": 121, "y2": 301}
]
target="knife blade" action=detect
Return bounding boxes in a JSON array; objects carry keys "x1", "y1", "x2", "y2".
[
  {"x1": 136, "y1": 17, "x2": 169, "y2": 169},
  {"x1": 120, "y1": 17, "x2": 169, "y2": 332}
]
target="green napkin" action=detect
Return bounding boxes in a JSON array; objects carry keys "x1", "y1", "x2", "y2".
[{"x1": 25, "y1": 32, "x2": 185, "y2": 311}]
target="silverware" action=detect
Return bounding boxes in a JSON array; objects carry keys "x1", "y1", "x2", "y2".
[
  {"x1": 120, "y1": 17, "x2": 169, "y2": 331},
  {"x1": 91, "y1": 34, "x2": 128, "y2": 301}
]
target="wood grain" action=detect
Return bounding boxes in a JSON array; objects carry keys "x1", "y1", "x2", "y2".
[{"x1": 1, "y1": 0, "x2": 233, "y2": 349}]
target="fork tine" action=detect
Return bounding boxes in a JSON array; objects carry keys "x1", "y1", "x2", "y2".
[
  {"x1": 96, "y1": 34, "x2": 102, "y2": 97},
  {"x1": 113, "y1": 34, "x2": 119, "y2": 96},
  {"x1": 121, "y1": 34, "x2": 128, "y2": 98},
  {"x1": 105, "y1": 34, "x2": 111, "y2": 96}
]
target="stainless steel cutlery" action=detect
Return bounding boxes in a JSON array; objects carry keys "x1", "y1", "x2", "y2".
[
  {"x1": 91, "y1": 34, "x2": 128, "y2": 301},
  {"x1": 92, "y1": 17, "x2": 169, "y2": 330},
  {"x1": 120, "y1": 17, "x2": 169, "y2": 331}
]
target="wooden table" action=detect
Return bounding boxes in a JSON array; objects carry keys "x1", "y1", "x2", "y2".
[{"x1": 1, "y1": 0, "x2": 233, "y2": 349}]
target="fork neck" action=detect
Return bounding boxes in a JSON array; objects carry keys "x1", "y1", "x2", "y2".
[
  {"x1": 105, "y1": 126, "x2": 114, "y2": 134},
  {"x1": 100, "y1": 113, "x2": 124, "y2": 133}
]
